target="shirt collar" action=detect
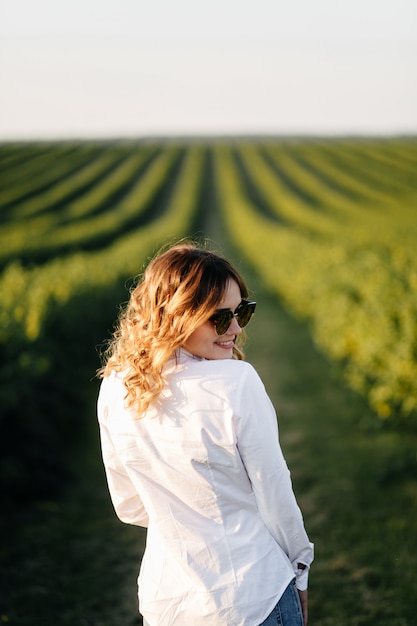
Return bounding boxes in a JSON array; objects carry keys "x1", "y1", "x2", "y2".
[{"x1": 175, "y1": 347, "x2": 205, "y2": 363}]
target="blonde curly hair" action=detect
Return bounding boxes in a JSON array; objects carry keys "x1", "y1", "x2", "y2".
[{"x1": 99, "y1": 242, "x2": 250, "y2": 417}]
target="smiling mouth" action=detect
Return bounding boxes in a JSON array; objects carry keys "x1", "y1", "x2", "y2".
[{"x1": 216, "y1": 339, "x2": 235, "y2": 347}]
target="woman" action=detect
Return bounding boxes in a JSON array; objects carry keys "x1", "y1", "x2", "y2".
[{"x1": 97, "y1": 242, "x2": 313, "y2": 626}]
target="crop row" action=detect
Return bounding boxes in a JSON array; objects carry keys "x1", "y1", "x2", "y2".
[
  {"x1": 0, "y1": 145, "x2": 203, "y2": 344},
  {"x1": 214, "y1": 143, "x2": 417, "y2": 420},
  {"x1": 0, "y1": 143, "x2": 104, "y2": 211},
  {"x1": 0, "y1": 144, "x2": 204, "y2": 501},
  {"x1": 1, "y1": 137, "x2": 416, "y2": 502},
  {"x1": 0, "y1": 145, "x2": 184, "y2": 266},
  {"x1": 1, "y1": 138, "x2": 416, "y2": 429}
]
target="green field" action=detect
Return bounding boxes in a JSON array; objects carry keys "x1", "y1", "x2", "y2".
[{"x1": 1, "y1": 138, "x2": 416, "y2": 625}]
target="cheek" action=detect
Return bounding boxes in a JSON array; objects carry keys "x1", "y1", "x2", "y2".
[
  {"x1": 184, "y1": 324, "x2": 214, "y2": 351},
  {"x1": 194, "y1": 326, "x2": 215, "y2": 345}
]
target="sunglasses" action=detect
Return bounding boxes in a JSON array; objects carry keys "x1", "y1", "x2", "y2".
[{"x1": 209, "y1": 299, "x2": 256, "y2": 335}]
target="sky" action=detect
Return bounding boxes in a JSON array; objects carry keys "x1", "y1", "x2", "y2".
[{"x1": 1, "y1": 0, "x2": 416, "y2": 139}]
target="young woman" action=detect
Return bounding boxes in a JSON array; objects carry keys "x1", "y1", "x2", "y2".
[{"x1": 97, "y1": 242, "x2": 313, "y2": 626}]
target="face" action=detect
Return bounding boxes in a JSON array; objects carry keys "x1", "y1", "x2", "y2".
[{"x1": 182, "y1": 279, "x2": 243, "y2": 360}]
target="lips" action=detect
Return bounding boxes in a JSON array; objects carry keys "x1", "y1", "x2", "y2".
[{"x1": 216, "y1": 339, "x2": 235, "y2": 348}]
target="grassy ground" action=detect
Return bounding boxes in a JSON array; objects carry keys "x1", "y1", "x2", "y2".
[
  {"x1": 1, "y1": 269, "x2": 416, "y2": 625},
  {"x1": 0, "y1": 386, "x2": 146, "y2": 626},
  {"x1": 243, "y1": 283, "x2": 417, "y2": 625}
]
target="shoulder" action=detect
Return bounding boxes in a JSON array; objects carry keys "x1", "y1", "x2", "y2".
[
  {"x1": 98, "y1": 370, "x2": 126, "y2": 408},
  {"x1": 97, "y1": 370, "x2": 138, "y2": 427},
  {"x1": 219, "y1": 358, "x2": 261, "y2": 380},
  {"x1": 183, "y1": 358, "x2": 264, "y2": 388},
  {"x1": 222, "y1": 359, "x2": 262, "y2": 379},
  {"x1": 99, "y1": 369, "x2": 124, "y2": 392}
]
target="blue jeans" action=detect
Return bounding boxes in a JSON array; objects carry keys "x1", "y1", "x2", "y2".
[
  {"x1": 142, "y1": 579, "x2": 302, "y2": 626},
  {"x1": 259, "y1": 579, "x2": 303, "y2": 626}
]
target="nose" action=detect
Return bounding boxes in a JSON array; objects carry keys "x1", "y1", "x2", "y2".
[{"x1": 228, "y1": 316, "x2": 243, "y2": 335}]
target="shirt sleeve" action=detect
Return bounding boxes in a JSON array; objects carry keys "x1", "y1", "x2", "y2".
[
  {"x1": 235, "y1": 366, "x2": 314, "y2": 590},
  {"x1": 97, "y1": 377, "x2": 149, "y2": 528}
]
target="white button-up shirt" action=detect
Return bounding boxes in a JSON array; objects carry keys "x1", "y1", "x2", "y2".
[{"x1": 98, "y1": 349, "x2": 313, "y2": 626}]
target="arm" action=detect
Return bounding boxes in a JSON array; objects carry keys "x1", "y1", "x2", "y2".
[
  {"x1": 298, "y1": 589, "x2": 308, "y2": 626},
  {"x1": 98, "y1": 377, "x2": 149, "y2": 527},
  {"x1": 235, "y1": 366, "x2": 314, "y2": 587}
]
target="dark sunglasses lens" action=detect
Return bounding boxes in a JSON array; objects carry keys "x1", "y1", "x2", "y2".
[
  {"x1": 215, "y1": 311, "x2": 233, "y2": 335},
  {"x1": 236, "y1": 303, "x2": 255, "y2": 328},
  {"x1": 212, "y1": 301, "x2": 256, "y2": 335}
]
